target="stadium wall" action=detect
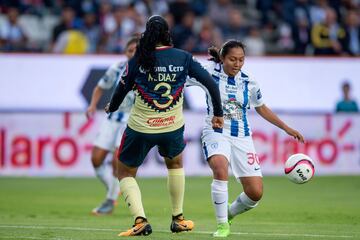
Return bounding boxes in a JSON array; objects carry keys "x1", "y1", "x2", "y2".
[{"x1": 0, "y1": 54, "x2": 360, "y2": 112}]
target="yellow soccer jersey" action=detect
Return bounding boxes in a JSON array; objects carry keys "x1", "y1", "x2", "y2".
[{"x1": 108, "y1": 47, "x2": 223, "y2": 134}]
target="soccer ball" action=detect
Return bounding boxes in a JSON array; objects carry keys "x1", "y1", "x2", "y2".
[{"x1": 284, "y1": 153, "x2": 315, "y2": 184}]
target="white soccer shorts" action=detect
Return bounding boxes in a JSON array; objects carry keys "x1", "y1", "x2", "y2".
[
  {"x1": 202, "y1": 131, "x2": 262, "y2": 179},
  {"x1": 93, "y1": 119, "x2": 126, "y2": 152}
]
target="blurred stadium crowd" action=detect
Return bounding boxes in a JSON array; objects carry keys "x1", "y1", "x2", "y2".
[{"x1": 0, "y1": 0, "x2": 359, "y2": 56}]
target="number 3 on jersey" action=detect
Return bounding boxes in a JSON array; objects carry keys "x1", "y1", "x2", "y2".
[{"x1": 153, "y1": 82, "x2": 174, "y2": 109}]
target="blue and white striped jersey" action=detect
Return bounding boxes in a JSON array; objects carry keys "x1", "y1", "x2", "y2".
[
  {"x1": 187, "y1": 61, "x2": 264, "y2": 137},
  {"x1": 98, "y1": 61, "x2": 135, "y2": 122}
]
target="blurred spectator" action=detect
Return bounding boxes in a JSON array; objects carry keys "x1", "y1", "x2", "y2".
[
  {"x1": 80, "y1": 11, "x2": 100, "y2": 53},
  {"x1": 336, "y1": 81, "x2": 359, "y2": 113},
  {"x1": 344, "y1": 10, "x2": 360, "y2": 56},
  {"x1": 261, "y1": 22, "x2": 280, "y2": 54},
  {"x1": 123, "y1": 4, "x2": 144, "y2": 36},
  {"x1": 243, "y1": 25, "x2": 265, "y2": 56},
  {"x1": 192, "y1": 17, "x2": 223, "y2": 53},
  {"x1": 292, "y1": 12, "x2": 311, "y2": 54},
  {"x1": 208, "y1": 0, "x2": 233, "y2": 29},
  {"x1": 311, "y1": 7, "x2": 347, "y2": 55},
  {"x1": 276, "y1": 22, "x2": 294, "y2": 54},
  {"x1": 191, "y1": 0, "x2": 208, "y2": 16},
  {"x1": 163, "y1": 12, "x2": 175, "y2": 29},
  {"x1": 171, "y1": 10, "x2": 196, "y2": 52},
  {"x1": 79, "y1": 0, "x2": 98, "y2": 16},
  {"x1": 222, "y1": 9, "x2": 248, "y2": 40},
  {"x1": 294, "y1": 0, "x2": 312, "y2": 26},
  {"x1": 51, "y1": 6, "x2": 77, "y2": 47},
  {"x1": 134, "y1": 0, "x2": 168, "y2": 21},
  {"x1": 309, "y1": 0, "x2": 329, "y2": 24},
  {"x1": 52, "y1": 29, "x2": 89, "y2": 54},
  {"x1": 281, "y1": 0, "x2": 297, "y2": 26},
  {"x1": 0, "y1": 0, "x2": 359, "y2": 55},
  {"x1": 99, "y1": 7, "x2": 125, "y2": 53},
  {"x1": 256, "y1": 0, "x2": 273, "y2": 25},
  {"x1": 98, "y1": 1, "x2": 116, "y2": 34},
  {"x1": 100, "y1": 6, "x2": 142, "y2": 53},
  {"x1": 169, "y1": 0, "x2": 191, "y2": 25},
  {"x1": 0, "y1": 7, "x2": 27, "y2": 52}
]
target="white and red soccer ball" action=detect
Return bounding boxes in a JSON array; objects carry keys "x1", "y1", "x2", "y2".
[{"x1": 285, "y1": 153, "x2": 315, "y2": 184}]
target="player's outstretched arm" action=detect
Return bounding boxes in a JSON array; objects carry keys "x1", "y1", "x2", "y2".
[
  {"x1": 255, "y1": 104, "x2": 305, "y2": 143},
  {"x1": 86, "y1": 86, "x2": 104, "y2": 119},
  {"x1": 106, "y1": 80, "x2": 131, "y2": 113},
  {"x1": 106, "y1": 59, "x2": 136, "y2": 113},
  {"x1": 188, "y1": 57, "x2": 223, "y2": 119}
]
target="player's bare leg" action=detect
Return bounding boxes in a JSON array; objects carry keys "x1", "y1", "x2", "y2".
[
  {"x1": 91, "y1": 146, "x2": 119, "y2": 215},
  {"x1": 117, "y1": 161, "x2": 152, "y2": 236},
  {"x1": 208, "y1": 155, "x2": 230, "y2": 237},
  {"x1": 111, "y1": 148, "x2": 121, "y2": 197},
  {"x1": 165, "y1": 153, "x2": 194, "y2": 233}
]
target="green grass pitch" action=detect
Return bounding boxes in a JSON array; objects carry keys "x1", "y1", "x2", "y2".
[{"x1": 0, "y1": 176, "x2": 359, "y2": 239}]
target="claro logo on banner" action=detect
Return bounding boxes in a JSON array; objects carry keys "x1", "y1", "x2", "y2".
[
  {"x1": 0, "y1": 112, "x2": 359, "y2": 176},
  {"x1": 0, "y1": 113, "x2": 97, "y2": 176},
  {"x1": 253, "y1": 115, "x2": 356, "y2": 165}
]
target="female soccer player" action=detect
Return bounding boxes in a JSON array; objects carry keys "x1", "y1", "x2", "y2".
[
  {"x1": 106, "y1": 15, "x2": 224, "y2": 236},
  {"x1": 86, "y1": 36, "x2": 137, "y2": 215},
  {"x1": 187, "y1": 40, "x2": 304, "y2": 237}
]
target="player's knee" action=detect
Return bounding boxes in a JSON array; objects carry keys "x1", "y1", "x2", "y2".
[
  {"x1": 91, "y1": 147, "x2": 107, "y2": 167},
  {"x1": 212, "y1": 166, "x2": 228, "y2": 180},
  {"x1": 164, "y1": 154, "x2": 183, "y2": 169},
  {"x1": 117, "y1": 171, "x2": 133, "y2": 180},
  {"x1": 245, "y1": 187, "x2": 263, "y2": 202},
  {"x1": 117, "y1": 161, "x2": 137, "y2": 180},
  {"x1": 91, "y1": 154, "x2": 102, "y2": 168},
  {"x1": 209, "y1": 156, "x2": 228, "y2": 180}
]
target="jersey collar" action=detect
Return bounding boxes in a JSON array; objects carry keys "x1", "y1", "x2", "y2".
[{"x1": 155, "y1": 46, "x2": 173, "y2": 51}]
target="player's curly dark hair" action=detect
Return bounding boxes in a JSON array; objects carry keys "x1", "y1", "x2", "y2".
[
  {"x1": 136, "y1": 15, "x2": 172, "y2": 77},
  {"x1": 208, "y1": 40, "x2": 246, "y2": 63}
]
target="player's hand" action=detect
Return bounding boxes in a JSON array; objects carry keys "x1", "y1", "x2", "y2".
[
  {"x1": 285, "y1": 127, "x2": 305, "y2": 143},
  {"x1": 104, "y1": 103, "x2": 110, "y2": 114},
  {"x1": 211, "y1": 116, "x2": 224, "y2": 129},
  {"x1": 86, "y1": 105, "x2": 96, "y2": 120}
]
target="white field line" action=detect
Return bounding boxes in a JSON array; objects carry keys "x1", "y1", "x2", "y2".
[
  {"x1": 0, "y1": 225, "x2": 355, "y2": 239},
  {"x1": 0, "y1": 237, "x2": 69, "y2": 240}
]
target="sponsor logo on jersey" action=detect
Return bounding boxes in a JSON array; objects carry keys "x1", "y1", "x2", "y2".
[
  {"x1": 225, "y1": 85, "x2": 238, "y2": 93},
  {"x1": 146, "y1": 116, "x2": 176, "y2": 127}
]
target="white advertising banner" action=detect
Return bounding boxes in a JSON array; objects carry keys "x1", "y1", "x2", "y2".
[
  {"x1": 0, "y1": 55, "x2": 359, "y2": 112},
  {"x1": 0, "y1": 112, "x2": 359, "y2": 177}
]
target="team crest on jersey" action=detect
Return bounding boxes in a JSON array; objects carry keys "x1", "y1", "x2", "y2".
[
  {"x1": 211, "y1": 142, "x2": 218, "y2": 149},
  {"x1": 223, "y1": 99, "x2": 244, "y2": 120}
]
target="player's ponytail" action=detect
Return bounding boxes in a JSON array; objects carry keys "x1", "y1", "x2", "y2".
[
  {"x1": 208, "y1": 40, "x2": 246, "y2": 63},
  {"x1": 208, "y1": 46, "x2": 222, "y2": 63},
  {"x1": 136, "y1": 15, "x2": 172, "y2": 77}
]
